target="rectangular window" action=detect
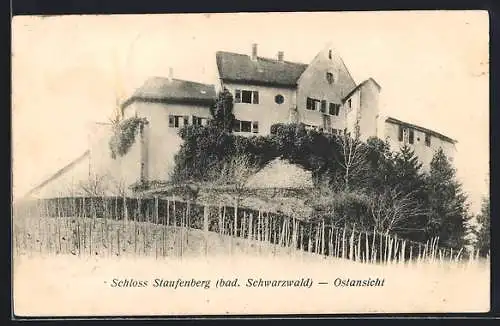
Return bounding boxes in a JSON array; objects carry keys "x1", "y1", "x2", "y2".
[
  {"x1": 326, "y1": 72, "x2": 333, "y2": 84},
  {"x1": 329, "y1": 103, "x2": 340, "y2": 116},
  {"x1": 233, "y1": 119, "x2": 256, "y2": 133},
  {"x1": 192, "y1": 116, "x2": 205, "y2": 126},
  {"x1": 241, "y1": 90, "x2": 253, "y2": 103},
  {"x1": 321, "y1": 100, "x2": 327, "y2": 113},
  {"x1": 306, "y1": 97, "x2": 321, "y2": 111},
  {"x1": 235, "y1": 89, "x2": 259, "y2": 104},
  {"x1": 183, "y1": 116, "x2": 189, "y2": 127},
  {"x1": 398, "y1": 126, "x2": 403, "y2": 141},
  {"x1": 252, "y1": 91, "x2": 259, "y2": 104},
  {"x1": 252, "y1": 121, "x2": 259, "y2": 134},
  {"x1": 168, "y1": 115, "x2": 175, "y2": 128},
  {"x1": 403, "y1": 128, "x2": 409, "y2": 143},
  {"x1": 409, "y1": 129, "x2": 414, "y2": 144},
  {"x1": 425, "y1": 133, "x2": 431, "y2": 146},
  {"x1": 329, "y1": 103, "x2": 335, "y2": 115},
  {"x1": 175, "y1": 116, "x2": 182, "y2": 128},
  {"x1": 348, "y1": 99, "x2": 352, "y2": 108},
  {"x1": 234, "y1": 90, "x2": 241, "y2": 103},
  {"x1": 241, "y1": 120, "x2": 252, "y2": 132},
  {"x1": 306, "y1": 97, "x2": 314, "y2": 110},
  {"x1": 233, "y1": 119, "x2": 241, "y2": 132}
]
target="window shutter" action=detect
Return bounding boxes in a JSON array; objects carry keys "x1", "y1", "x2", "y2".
[
  {"x1": 252, "y1": 91, "x2": 259, "y2": 104},
  {"x1": 235, "y1": 90, "x2": 241, "y2": 103},
  {"x1": 336, "y1": 104, "x2": 340, "y2": 116},
  {"x1": 184, "y1": 116, "x2": 189, "y2": 126},
  {"x1": 425, "y1": 133, "x2": 431, "y2": 146},
  {"x1": 398, "y1": 126, "x2": 403, "y2": 141},
  {"x1": 307, "y1": 98, "x2": 312, "y2": 110},
  {"x1": 409, "y1": 129, "x2": 414, "y2": 144},
  {"x1": 168, "y1": 115, "x2": 175, "y2": 128},
  {"x1": 192, "y1": 115, "x2": 197, "y2": 126},
  {"x1": 321, "y1": 100, "x2": 327, "y2": 113},
  {"x1": 252, "y1": 121, "x2": 259, "y2": 133}
]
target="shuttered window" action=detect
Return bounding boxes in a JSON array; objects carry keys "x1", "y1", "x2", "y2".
[
  {"x1": 252, "y1": 121, "x2": 259, "y2": 133},
  {"x1": 425, "y1": 133, "x2": 431, "y2": 146},
  {"x1": 329, "y1": 103, "x2": 340, "y2": 116},
  {"x1": 252, "y1": 91, "x2": 259, "y2": 104},
  {"x1": 409, "y1": 129, "x2": 415, "y2": 144},
  {"x1": 306, "y1": 97, "x2": 320, "y2": 111},
  {"x1": 321, "y1": 100, "x2": 327, "y2": 113},
  {"x1": 234, "y1": 90, "x2": 241, "y2": 103}
]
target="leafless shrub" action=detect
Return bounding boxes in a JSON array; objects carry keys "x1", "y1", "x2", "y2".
[{"x1": 369, "y1": 187, "x2": 428, "y2": 235}]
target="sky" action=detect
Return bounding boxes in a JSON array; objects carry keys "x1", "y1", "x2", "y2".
[{"x1": 12, "y1": 11, "x2": 489, "y2": 213}]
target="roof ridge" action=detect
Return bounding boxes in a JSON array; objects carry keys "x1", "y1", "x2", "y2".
[
  {"x1": 216, "y1": 50, "x2": 308, "y2": 67},
  {"x1": 24, "y1": 150, "x2": 91, "y2": 198},
  {"x1": 145, "y1": 76, "x2": 215, "y2": 87}
]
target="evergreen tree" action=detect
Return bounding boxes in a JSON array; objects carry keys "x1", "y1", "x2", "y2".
[
  {"x1": 209, "y1": 88, "x2": 235, "y2": 132},
  {"x1": 425, "y1": 148, "x2": 469, "y2": 249},
  {"x1": 364, "y1": 137, "x2": 394, "y2": 192},
  {"x1": 474, "y1": 196, "x2": 490, "y2": 257},
  {"x1": 381, "y1": 145, "x2": 428, "y2": 240},
  {"x1": 391, "y1": 145, "x2": 426, "y2": 193}
]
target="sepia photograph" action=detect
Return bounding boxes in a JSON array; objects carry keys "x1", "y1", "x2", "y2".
[{"x1": 12, "y1": 11, "x2": 490, "y2": 316}]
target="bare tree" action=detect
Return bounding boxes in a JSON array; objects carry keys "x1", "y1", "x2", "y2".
[
  {"x1": 369, "y1": 187, "x2": 428, "y2": 235},
  {"x1": 78, "y1": 173, "x2": 110, "y2": 197},
  {"x1": 212, "y1": 155, "x2": 260, "y2": 202},
  {"x1": 336, "y1": 121, "x2": 369, "y2": 191}
]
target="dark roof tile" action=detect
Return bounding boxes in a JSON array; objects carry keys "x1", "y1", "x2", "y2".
[
  {"x1": 216, "y1": 51, "x2": 308, "y2": 87},
  {"x1": 122, "y1": 77, "x2": 216, "y2": 109}
]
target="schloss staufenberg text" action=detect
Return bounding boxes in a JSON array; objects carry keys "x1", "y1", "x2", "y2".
[{"x1": 107, "y1": 277, "x2": 385, "y2": 289}]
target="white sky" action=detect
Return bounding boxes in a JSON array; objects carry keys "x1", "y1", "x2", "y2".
[{"x1": 12, "y1": 11, "x2": 489, "y2": 213}]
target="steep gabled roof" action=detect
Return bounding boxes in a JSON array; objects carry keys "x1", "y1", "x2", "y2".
[
  {"x1": 385, "y1": 116, "x2": 457, "y2": 144},
  {"x1": 216, "y1": 51, "x2": 308, "y2": 88},
  {"x1": 24, "y1": 150, "x2": 91, "y2": 198},
  {"x1": 342, "y1": 77, "x2": 381, "y2": 103},
  {"x1": 121, "y1": 77, "x2": 216, "y2": 111}
]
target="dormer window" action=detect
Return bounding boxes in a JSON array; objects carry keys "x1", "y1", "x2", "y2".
[{"x1": 326, "y1": 72, "x2": 334, "y2": 84}]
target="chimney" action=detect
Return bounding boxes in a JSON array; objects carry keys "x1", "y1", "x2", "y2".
[
  {"x1": 168, "y1": 67, "x2": 173, "y2": 81},
  {"x1": 277, "y1": 51, "x2": 284, "y2": 62},
  {"x1": 251, "y1": 43, "x2": 258, "y2": 60}
]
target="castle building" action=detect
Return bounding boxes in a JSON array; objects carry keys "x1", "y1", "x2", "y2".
[{"x1": 26, "y1": 44, "x2": 456, "y2": 198}]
